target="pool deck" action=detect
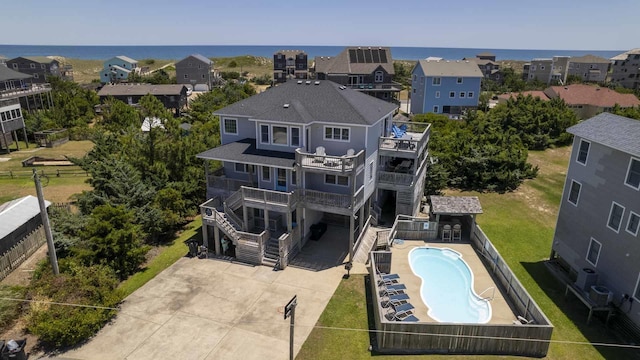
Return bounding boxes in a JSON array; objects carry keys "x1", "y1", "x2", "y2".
[{"x1": 389, "y1": 240, "x2": 516, "y2": 324}]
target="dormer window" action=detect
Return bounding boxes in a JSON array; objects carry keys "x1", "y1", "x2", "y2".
[{"x1": 375, "y1": 71, "x2": 384, "y2": 83}]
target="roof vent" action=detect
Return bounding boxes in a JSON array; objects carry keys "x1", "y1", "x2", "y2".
[
  {"x1": 297, "y1": 80, "x2": 303, "y2": 84},
  {"x1": 314, "y1": 81, "x2": 320, "y2": 85},
  {"x1": 305, "y1": 81, "x2": 311, "y2": 85},
  {"x1": 283, "y1": 104, "x2": 290, "y2": 108}
]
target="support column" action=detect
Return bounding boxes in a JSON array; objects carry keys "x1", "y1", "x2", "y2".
[
  {"x1": 213, "y1": 225, "x2": 221, "y2": 255},
  {"x1": 2, "y1": 133, "x2": 9, "y2": 154},
  {"x1": 202, "y1": 222, "x2": 209, "y2": 249},
  {"x1": 22, "y1": 127, "x2": 29, "y2": 148},
  {"x1": 264, "y1": 209, "x2": 270, "y2": 232},
  {"x1": 287, "y1": 210, "x2": 293, "y2": 233},
  {"x1": 296, "y1": 208, "x2": 303, "y2": 248},
  {"x1": 359, "y1": 206, "x2": 365, "y2": 236},
  {"x1": 348, "y1": 214, "x2": 355, "y2": 263},
  {"x1": 12, "y1": 131, "x2": 19, "y2": 151},
  {"x1": 243, "y1": 205, "x2": 249, "y2": 232}
]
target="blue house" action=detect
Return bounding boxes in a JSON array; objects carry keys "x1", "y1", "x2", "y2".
[
  {"x1": 99, "y1": 56, "x2": 139, "y2": 83},
  {"x1": 411, "y1": 60, "x2": 483, "y2": 116}
]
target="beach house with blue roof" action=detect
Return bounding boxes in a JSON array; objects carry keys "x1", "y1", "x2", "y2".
[{"x1": 100, "y1": 55, "x2": 139, "y2": 83}]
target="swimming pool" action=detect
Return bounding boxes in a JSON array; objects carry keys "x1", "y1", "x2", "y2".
[{"x1": 408, "y1": 247, "x2": 492, "y2": 323}]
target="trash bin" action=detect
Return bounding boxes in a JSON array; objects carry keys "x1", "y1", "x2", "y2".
[
  {"x1": 187, "y1": 240, "x2": 199, "y2": 257},
  {"x1": 1, "y1": 339, "x2": 27, "y2": 360}
]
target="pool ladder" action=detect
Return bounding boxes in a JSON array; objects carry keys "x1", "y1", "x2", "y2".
[{"x1": 478, "y1": 286, "x2": 496, "y2": 301}]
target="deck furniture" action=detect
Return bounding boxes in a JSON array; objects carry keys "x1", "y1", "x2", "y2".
[
  {"x1": 381, "y1": 293, "x2": 409, "y2": 308},
  {"x1": 385, "y1": 302, "x2": 415, "y2": 320},
  {"x1": 453, "y1": 223, "x2": 462, "y2": 241},
  {"x1": 379, "y1": 283, "x2": 406, "y2": 296},
  {"x1": 442, "y1": 224, "x2": 452, "y2": 242},
  {"x1": 398, "y1": 314, "x2": 420, "y2": 322},
  {"x1": 376, "y1": 273, "x2": 400, "y2": 286}
]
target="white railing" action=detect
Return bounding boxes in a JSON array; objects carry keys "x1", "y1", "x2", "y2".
[
  {"x1": 0, "y1": 83, "x2": 52, "y2": 99},
  {"x1": 377, "y1": 171, "x2": 414, "y2": 186},
  {"x1": 241, "y1": 186, "x2": 296, "y2": 208},
  {"x1": 353, "y1": 215, "x2": 373, "y2": 253},
  {"x1": 296, "y1": 148, "x2": 365, "y2": 174}
]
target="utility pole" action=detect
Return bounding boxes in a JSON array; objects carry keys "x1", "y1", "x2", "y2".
[{"x1": 33, "y1": 169, "x2": 59, "y2": 275}]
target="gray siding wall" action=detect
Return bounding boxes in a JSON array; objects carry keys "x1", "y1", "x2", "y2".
[
  {"x1": 304, "y1": 172, "x2": 351, "y2": 194},
  {"x1": 254, "y1": 121, "x2": 302, "y2": 153},
  {"x1": 567, "y1": 62, "x2": 609, "y2": 83},
  {"x1": 308, "y1": 123, "x2": 366, "y2": 156},
  {"x1": 220, "y1": 116, "x2": 254, "y2": 144},
  {"x1": 176, "y1": 56, "x2": 212, "y2": 87},
  {"x1": 410, "y1": 65, "x2": 426, "y2": 114},
  {"x1": 553, "y1": 137, "x2": 640, "y2": 325}
]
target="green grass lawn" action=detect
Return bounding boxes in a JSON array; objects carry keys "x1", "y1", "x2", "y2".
[{"x1": 297, "y1": 147, "x2": 639, "y2": 360}]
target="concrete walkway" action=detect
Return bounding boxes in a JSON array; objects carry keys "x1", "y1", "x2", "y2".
[{"x1": 58, "y1": 256, "x2": 359, "y2": 360}]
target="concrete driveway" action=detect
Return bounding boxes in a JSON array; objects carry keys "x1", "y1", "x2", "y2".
[{"x1": 59, "y1": 256, "x2": 352, "y2": 360}]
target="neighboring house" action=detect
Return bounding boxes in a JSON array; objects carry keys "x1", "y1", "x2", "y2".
[
  {"x1": 99, "y1": 55, "x2": 139, "y2": 83},
  {"x1": 0, "y1": 55, "x2": 7, "y2": 67},
  {"x1": 273, "y1": 50, "x2": 308, "y2": 83},
  {"x1": 313, "y1": 47, "x2": 401, "y2": 103},
  {"x1": 6, "y1": 56, "x2": 61, "y2": 83},
  {"x1": 0, "y1": 195, "x2": 50, "y2": 257},
  {"x1": 610, "y1": 48, "x2": 640, "y2": 90},
  {"x1": 543, "y1": 84, "x2": 640, "y2": 119},
  {"x1": 549, "y1": 113, "x2": 640, "y2": 333},
  {"x1": 410, "y1": 59, "x2": 483, "y2": 116},
  {"x1": 566, "y1": 55, "x2": 610, "y2": 83},
  {"x1": 176, "y1": 54, "x2": 214, "y2": 91},
  {"x1": 496, "y1": 90, "x2": 549, "y2": 104},
  {"x1": 197, "y1": 80, "x2": 430, "y2": 268},
  {"x1": 0, "y1": 97, "x2": 26, "y2": 152},
  {"x1": 0, "y1": 66, "x2": 52, "y2": 112},
  {"x1": 525, "y1": 56, "x2": 571, "y2": 84},
  {"x1": 97, "y1": 84, "x2": 188, "y2": 115},
  {"x1": 464, "y1": 55, "x2": 502, "y2": 83}
]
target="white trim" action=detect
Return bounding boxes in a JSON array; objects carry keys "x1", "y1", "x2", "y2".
[
  {"x1": 467, "y1": 91, "x2": 474, "y2": 98},
  {"x1": 626, "y1": 211, "x2": 640, "y2": 236},
  {"x1": 432, "y1": 77, "x2": 441, "y2": 86},
  {"x1": 234, "y1": 163, "x2": 249, "y2": 173},
  {"x1": 290, "y1": 127, "x2": 301, "y2": 147},
  {"x1": 634, "y1": 272, "x2": 640, "y2": 302},
  {"x1": 624, "y1": 157, "x2": 640, "y2": 190},
  {"x1": 324, "y1": 126, "x2": 350, "y2": 142},
  {"x1": 606, "y1": 201, "x2": 625, "y2": 233},
  {"x1": 368, "y1": 161, "x2": 374, "y2": 183},
  {"x1": 567, "y1": 179, "x2": 581, "y2": 206},
  {"x1": 271, "y1": 125, "x2": 289, "y2": 147},
  {"x1": 261, "y1": 166, "x2": 271, "y2": 182},
  {"x1": 260, "y1": 124, "x2": 270, "y2": 144},
  {"x1": 585, "y1": 237, "x2": 601, "y2": 267},
  {"x1": 449, "y1": 91, "x2": 455, "y2": 98},
  {"x1": 324, "y1": 174, "x2": 349, "y2": 187},
  {"x1": 576, "y1": 139, "x2": 590, "y2": 166},
  {"x1": 435, "y1": 91, "x2": 440, "y2": 98},
  {"x1": 222, "y1": 117, "x2": 238, "y2": 135}
]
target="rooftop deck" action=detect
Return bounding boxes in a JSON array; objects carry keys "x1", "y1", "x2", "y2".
[
  {"x1": 378, "y1": 121, "x2": 431, "y2": 158},
  {"x1": 0, "y1": 84, "x2": 51, "y2": 100},
  {"x1": 296, "y1": 148, "x2": 365, "y2": 174}
]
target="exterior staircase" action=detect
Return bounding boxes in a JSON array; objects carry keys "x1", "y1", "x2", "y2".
[
  {"x1": 353, "y1": 225, "x2": 387, "y2": 264},
  {"x1": 262, "y1": 237, "x2": 280, "y2": 267}
]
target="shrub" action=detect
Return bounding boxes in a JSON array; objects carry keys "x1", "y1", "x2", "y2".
[
  {"x1": 26, "y1": 261, "x2": 121, "y2": 347},
  {"x1": 252, "y1": 74, "x2": 272, "y2": 85},
  {"x1": 228, "y1": 60, "x2": 238, "y2": 68},
  {"x1": 220, "y1": 71, "x2": 240, "y2": 80},
  {"x1": 0, "y1": 285, "x2": 26, "y2": 333}
]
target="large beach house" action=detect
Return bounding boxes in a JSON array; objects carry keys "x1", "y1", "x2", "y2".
[
  {"x1": 198, "y1": 80, "x2": 430, "y2": 268},
  {"x1": 549, "y1": 113, "x2": 640, "y2": 333}
]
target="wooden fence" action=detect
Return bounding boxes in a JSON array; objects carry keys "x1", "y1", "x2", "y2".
[
  {"x1": 0, "y1": 226, "x2": 46, "y2": 281},
  {"x1": 0, "y1": 168, "x2": 89, "y2": 178}
]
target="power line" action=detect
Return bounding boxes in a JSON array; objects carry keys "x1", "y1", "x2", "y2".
[{"x1": 3, "y1": 296, "x2": 640, "y2": 350}]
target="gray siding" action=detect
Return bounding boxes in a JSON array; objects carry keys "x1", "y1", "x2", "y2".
[
  {"x1": 220, "y1": 116, "x2": 254, "y2": 144},
  {"x1": 553, "y1": 137, "x2": 640, "y2": 325},
  {"x1": 254, "y1": 121, "x2": 303, "y2": 153},
  {"x1": 176, "y1": 55, "x2": 212, "y2": 89},
  {"x1": 410, "y1": 65, "x2": 426, "y2": 114},
  {"x1": 308, "y1": 123, "x2": 366, "y2": 156}
]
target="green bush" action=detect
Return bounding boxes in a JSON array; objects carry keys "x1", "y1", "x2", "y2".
[
  {"x1": 0, "y1": 285, "x2": 26, "y2": 333},
  {"x1": 228, "y1": 60, "x2": 238, "y2": 68},
  {"x1": 252, "y1": 74, "x2": 272, "y2": 85},
  {"x1": 27, "y1": 261, "x2": 121, "y2": 347},
  {"x1": 220, "y1": 71, "x2": 240, "y2": 80}
]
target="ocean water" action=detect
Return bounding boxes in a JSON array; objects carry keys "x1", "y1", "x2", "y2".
[{"x1": 0, "y1": 44, "x2": 622, "y2": 62}]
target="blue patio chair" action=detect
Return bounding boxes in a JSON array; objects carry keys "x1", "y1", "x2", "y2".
[
  {"x1": 379, "y1": 283, "x2": 406, "y2": 297},
  {"x1": 376, "y1": 272, "x2": 400, "y2": 286},
  {"x1": 384, "y1": 302, "x2": 415, "y2": 320},
  {"x1": 381, "y1": 293, "x2": 410, "y2": 308},
  {"x1": 398, "y1": 314, "x2": 420, "y2": 322}
]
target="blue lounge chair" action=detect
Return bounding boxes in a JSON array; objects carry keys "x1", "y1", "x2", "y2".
[
  {"x1": 398, "y1": 314, "x2": 420, "y2": 322},
  {"x1": 379, "y1": 283, "x2": 406, "y2": 296},
  {"x1": 385, "y1": 302, "x2": 415, "y2": 320},
  {"x1": 376, "y1": 273, "x2": 400, "y2": 286},
  {"x1": 381, "y1": 293, "x2": 410, "y2": 308}
]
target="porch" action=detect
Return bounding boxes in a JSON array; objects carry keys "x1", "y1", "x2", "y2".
[{"x1": 378, "y1": 121, "x2": 430, "y2": 158}]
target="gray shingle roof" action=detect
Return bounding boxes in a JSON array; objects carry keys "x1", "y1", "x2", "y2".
[
  {"x1": 196, "y1": 138, "x2": 296, "y2": 168},
  {"x1": 22, "y1": 56, "x2": 56, "y2": 64},
  {"x1": 417, "y1": 60, "x2": 484, "y2": 77},
  {"x1": 314, "y1": 47, "x2": 394, "y2": 75},
  {"x1": 611, "y1": 48, "x2": 640, "y2": 61},
  {"x1": 214, "y1": 80, "x2": 397, "y2": 126},
  {"x1": 0, "y1": 66, "x2": 32, "y2": 82},
  {"x1": 0, "y1": 195, "x2": 50, "y2": 240},
  {"x1": 177, "y1": 54, "x2": 212, "y2": 66},
  {"x1": 98, "y1": 84, "x2": 186, "y2": 97},
  {"x1": 567, "y1": 112, "x2": 640, "y2": 157},
  {"x1": 569, "y1": 54, "x2": 610, "y2": 64},
  {"x1": 430, "y1": 196, "x2": 483, "y2": 215}
]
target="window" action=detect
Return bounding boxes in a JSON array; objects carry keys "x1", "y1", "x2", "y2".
[
  {"x1": 459, "y1": 92, "x2": 465, "y2": 98},
  {"x1": 540, "y1": 66, "x2": 545, "y2": 70},
  {"x1": 456, "y1": 77, "x2": 463, "y2": 84},
  {"x1": 467, "y1": 92, "x2": 474, "y2": 98},
  {"x1": 420, "y1": 76, "x2": 424, "y2": 84},
  {"x1": 625, "y1": 158, "x2": 640, "y2": 189},
  {"x1": 325, "y1": 127, "x2": 349, "y2": 141},
  {"x1": 375, "y1": 71, "x2": 384, "y2": 83},
  {"x1": 530, "y1": 65, "x2": 536, "y2": 71},
  {"x1": 260, "y1": 125, "x2": 270, "y2": 143},
  {"x1": 30, "y1": 63, "x2": 36, "y2": 69},
  {"x1": 202, "y1": 74, "x2": 205, "y2": 79},
  {"x1": 576, "y1": 139, "x2": 590, "y2": 165},
  {"x1": 413, "y1": 89, "x2": 416, "y2": 94},
  {"x1": 627, "y1": 211, "x2": 640, "y2": 236},
  {"x1": 433, "y1": 106, "x2": 439, "y2": 113},
  {"x1": 272, "y1": 126, "x2": 288, "y2": 145},
  {"x1": 184, "y1": 74, "x2": 189, "y2": 79},
  {"x1": 291, "y1": 127, "x2": 300, "y2": 147},
  {"x1": 291, "y1": 170, "x2": 297, "y2": 185},
  {"x1": 12, "y1": 63, "x2": 17, "y2": 69},
  {"x1": 277, "y1": 168, "x2": 287, "y2": 188},
  {"x1": 325, "y1": 174, "x2": 349, "y2": 186},
  {"x1": 41, "y1": 64, "x2": 46, "y2": 69},
  {"x1": 413, "y1": 74, "x2": 417, "y2": 81},
  {"x1": 261, "y1": 166, "x2": 271, "y2": 181},
  {"x1": 607, "y1": 202, "x2": 625, "y2": 233},
  {"x1": 34, "y1": 74, "x2": 39, "y2": 79},
  {"x1": 223, "y1": 118, "x2": 237, "y2": 135},
  {"x1": 586, "y1": 238, "x2": 601, "y2": 266},
  {"x1": 449, "y1": 92, "x2": 455, "y2": 98},
  {"x1": 235, "y1": 163, "x2": 249, "y2": 173},
  {"x1": 568, "y1": 180, "x2": 581, "y2": 206},
  {"x1": 432, "y1": 77, "x2": 441, "y2": 85},
  {"x1": 435, "y1": 91, "x2": 440, "y2": 98},
  {"x1": 369, "y1": 162, "x2": 374, "y2": 182}
]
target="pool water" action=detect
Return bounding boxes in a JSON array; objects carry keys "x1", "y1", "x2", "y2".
[{"x1": 408, "y1": 247, "x2": 492, "y2": 323}]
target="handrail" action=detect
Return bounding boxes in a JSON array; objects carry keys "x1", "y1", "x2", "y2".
[
  {"x1": 478, "y1": 286, "x2": 496, "y2": 301},
  {"x1": 353, "y1": 215, "x2": 373, "y2": 252}
]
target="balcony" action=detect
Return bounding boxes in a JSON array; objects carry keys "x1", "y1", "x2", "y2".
[
  {"x1": 379, "y1": 121, "x2": 431, "y2": 159},
  {"x1": 347, "y1": 82, "x2": 402, "y2": 92},
  {"x1": 206, "y1": 168, "x2": 253, "y2": 198},
  {"x1": 299, "y1": 185, "x2": 365, "y2": 214},
  {"x1": 296, "y1": 148, "x2": 365, "y2": 174},
  {"x1": 0, "y1": 84, "x2": 51, "y2": 100},
  {"x1": 239, "y1": 186, "x2": 298, "y2": 211},
  {"x1": 377, "y1": 171, "x2": 415, "y2": 187}
]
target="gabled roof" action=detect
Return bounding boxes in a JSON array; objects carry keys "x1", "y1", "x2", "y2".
[
  {"x1": 567, "y1": 113, "x2": 640, "y2": 157},
  {"x1": 416, "y1": 60, "x2": 484, "y2": 78},
  {"x1": 214, "y1": 80, "x2": 397, "y2": 126},
  {"x1": 196, "y1": 138, "x2": 296, "y2": 168},
  {"x1": 569, "y1": 54, "x2": 610, "y2": 64},
  {"x1": 611, "y1": 48, "x2": 640, "y2": 61},
  {"x1": 314, "y1": 47, "x2": 394, "y2": 75},
  {"x1": 98, "y1": 84, "x2": 187, "y2": 97},
  {"x1": 430, "y1": 196, "x2": 483, "y2": 215},
  {"x1": 177, "y1": 54, "x2": 212, "y2": 66},
  {"x1": 0, "y1": 66, "x2": 32, "y2": 82},
  {"x1": 275, "y1": 50, "x2": 306, "y2": 57},
  {"x1": 496, "y1": 91, "x2": 549, "y2": 102},
  {"x1": 21, "y1": 56, "x2": 56, "y2": 64},
  {"x1": 107, "y1": 65, "x2": 132, "y2": 73},
  {"x1": 545, "y1": 84, "x2": 640, "y2": 108},
  {"x1": 0, "y1": 195, "x2": 50, "y2": 240},
  {"x1": 112, "y1": 55, "x2": 138, "y2": 64}
]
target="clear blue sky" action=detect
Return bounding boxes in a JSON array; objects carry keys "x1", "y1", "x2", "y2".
[{"x1": 1, "y1": 0, "x2": 637, "y2": 50}]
